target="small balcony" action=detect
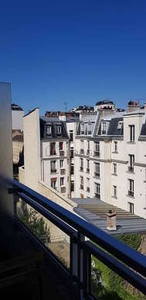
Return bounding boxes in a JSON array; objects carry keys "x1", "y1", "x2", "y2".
[
  {"x1": 61, "y1": 187, "x2": 66, "y2": 193},
  {"x1": 128, "y1": 190, "x2": 134, "y2": 197},
  {"x1": 50, "y1": 151, "x2": 56, "y2": 156},
  {"x1": 128, "y1": 166, "x2": 134, "y2": 173},
  {"x1": 60, "y1": 150, "x2": 65, "y2": 157},
  {"x1": 94, "y1": 151, "x2": 100, "y2": 157},
  {"x1": 95, "y1": 193, "x2": 100, "y2": 199},
  {"x1": 94, "y1": 172, "x2": 100, "y2": 178},
  {"x1": 51, "y1": 169, "x2": 57, "y2": 174}
]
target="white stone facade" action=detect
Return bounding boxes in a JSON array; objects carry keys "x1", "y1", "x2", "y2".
[{"x1": 74, "y1": 108, "x2": 146, "y2": 219}]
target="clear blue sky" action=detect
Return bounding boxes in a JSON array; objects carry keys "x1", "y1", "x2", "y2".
[{"x1": 0, "y1": 0, "x2": 146, "y2": 115}]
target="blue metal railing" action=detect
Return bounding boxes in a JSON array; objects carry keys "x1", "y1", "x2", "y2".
[{"x1": 10, "y1": 179, "x2": 146, "y2": 299}]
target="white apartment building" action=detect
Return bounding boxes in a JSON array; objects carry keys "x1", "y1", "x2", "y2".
[
  {"x1": 22, "y1": 108, "x2": 70, "y2": 197},
  {"x1": 11, "y1": 103, "x2": 24, "y2": 131},
  {"x1": 74, "y1": 104, "x2": 146, "y2": 219}
]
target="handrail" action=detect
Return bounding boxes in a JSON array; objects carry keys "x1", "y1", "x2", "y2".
[{"x1": 12, "y1": 179, "x2": 146, "y2": 278}]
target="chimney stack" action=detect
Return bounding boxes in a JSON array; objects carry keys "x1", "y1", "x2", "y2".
[{"x1": 106, "y1": 209, "x2": 117, "y2": 231}]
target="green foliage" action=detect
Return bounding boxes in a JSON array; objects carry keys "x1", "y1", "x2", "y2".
[
  {"x1": 18, "y1": 204, "x2": 50, "y2": 244},
  {"x1": 91, "y1": 234, "x2": 146, "y2": 300}
]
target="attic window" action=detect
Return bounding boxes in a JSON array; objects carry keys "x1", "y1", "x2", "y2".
[
  {"x1": 81, "y1": 123, "x2": 84, "y2": 134},
  {"x1": 101, "y1": 122, "x2": 106, "y2": 134},
  {"x1": 117, "y1": 121, "x2": 123, "y2": 130},
  {"x1": 87, "y1": 123, "x2": 92, "y2": 135},
  {"x1": 57, "y1": 125, "x2": 62, "y2": 135},
  {"x1": 46, "y1": 125, "x2": 52, "y2": 136}
]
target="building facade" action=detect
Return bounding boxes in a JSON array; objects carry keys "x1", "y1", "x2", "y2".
[
  {"x1": 74, "y1": 104, "x2": 146, "y2": 219},
  {"x1": 22, "y1": 109, "x2": 70, "y2": 198}
]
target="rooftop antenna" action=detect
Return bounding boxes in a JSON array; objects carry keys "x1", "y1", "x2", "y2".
[{"x1": 64, "y1": 102, "x2": 68, "y2": 112}]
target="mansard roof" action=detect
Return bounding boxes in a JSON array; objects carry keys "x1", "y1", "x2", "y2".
[
  {"x1": 107, "y1": 117, "x2": 123, "y2": 136},
  {"x1": 40, "y1": 117, "x2": 68, "y2": 139}
]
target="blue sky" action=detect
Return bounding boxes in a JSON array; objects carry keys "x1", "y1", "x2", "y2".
[{"x1": 0, "y1": 0, "x2": 146, "y2": 115}]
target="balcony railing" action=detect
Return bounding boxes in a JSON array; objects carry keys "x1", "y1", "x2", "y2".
[
  {"x1": 128, "y1": 190, "x2": 134, "y2": 197},
  {"x1": 50, "y1": 151, "x2": 56, "y2": 156},
  {"x1": 9, "y1": 180, "x2": 146, "y2": 299},
  {"x1": 80, "y1": 149, "x2": 84, "y2": 155},
  {"x1": 94, "y1": 172, "x2": 100, "y2": 178},
  {"x1": 51, "y1": 169, "x2": 57, "y2": 173},
  {"x1": 95, "y1": 192, "x2": 100, "y2": 199},
  {"x1": 61, "y1": 187, "x2": 66, "y2": 193},
  {"x1": 128, "y1": 166, "x2": 134, "y2": 173},
  {"x1": 60, "y1": 150, "x2": 65, "y2": 157},
  {"x1": 94, "y1": 151, "x2": 100, "y2": 157},
  {"x1": 80, "y1": 167, "x2": 83, "y2": 172}
]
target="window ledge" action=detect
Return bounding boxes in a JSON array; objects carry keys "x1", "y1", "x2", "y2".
[
  {"x1": 112, "y1": 151, "x2": 118, "y2": 154},
  {"x1": 127, "y1": 194, "x2": 135, "y2": 199},
  {"x1": 112, "y1": 196, "x2": 117, "y2": 199},
  {"x1": 111, "y1": 173, "x2": 117, "y2": 176},
  {"x1": 93, "y1": 176, "x2": 100, "y2": 180},
  {"x1": 126, "y1": 171, "x2": 135, "y2": 174},
  {"x1": 127, "y1": 141, "x2": 136, "y2": 144}
]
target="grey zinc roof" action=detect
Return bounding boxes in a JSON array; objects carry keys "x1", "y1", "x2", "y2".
[
  {"x1": 140, "y1": 122, "x2": 146, "y2": 136},
  {"x1": 72, "y1": 198, "x2": 146, "y2": 235},
  {"x1": 107, "y1": 117, "x2": 123, "y2": 136},
  {"x1": 40, "y1": 117, "x2": 68, "y2": 139}
]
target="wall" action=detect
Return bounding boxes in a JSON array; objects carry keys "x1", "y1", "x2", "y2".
[
  {"x1": 0, "y1": 82, "x2": 13, "y2": 217},
  {"x1": 12, "y1": 110, "x2": 24, "y2": 130},
  {"x1": 23, "y1": 108, "x2": 40, "y2": 191}
]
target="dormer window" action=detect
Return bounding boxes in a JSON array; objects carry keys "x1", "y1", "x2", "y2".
[
  {"x1": 117, "y1": 121, "x2": 123, "y2": 130},
  {"x1": 57, "y1": 125, "x2": 62, "y2": 136},
  {"x1": 46, "y1": 125, "x2": 52, "y2": 136},
  {"x1": 81, "y1": 123, "x2": 84, "y2": 135},
  {"x1": 87, "y1": 123, "x2": 92, "y2": 135},
  {"x1": 101, "y1": 122, "x2": 106, "y2": 134}
]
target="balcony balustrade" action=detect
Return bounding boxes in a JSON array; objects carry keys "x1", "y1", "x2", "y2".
[{"x1": 7, "y1": 179, "x2": 146, "y2": 299}]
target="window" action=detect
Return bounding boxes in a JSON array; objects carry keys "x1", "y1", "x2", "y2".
[
  {"x1": 80, "y1": 140, "x2": 84, "y2": 154},
  {"x1": 81, "y1": 123, "x2": 84, "y2": 135},
  {"x1": 80, "y1": 176, "x2": 84, "y2": 189},
  {"x1": 59, "y1": 142, "x2": 63, "y2": 150},
  {"x1": 129, "y1": 125, "x2": 135, "y2": 142},
  {"x1": 129, "y1": 202, "x2": 134, "y2": 214},
  {"x1": 117, "y1": 121, "x2": 123, "y2": 130},
  {"x1": 87, "y1": 123, "x2": 92, "y2": 135},
  {"x1": 128, "y1": 155, "x2": 134, "y2": 172},
  {"x1": 57, "y1": 125, "x2": 62, "y2": 136},
  {"x1": 113, "y1": 163, "x2": 117, "y2": 175},
  {"x1": 70, "y1": 147, "x2": 74, "y2": 158},
  {"x1": 69, "y1": 130, "x2": 73, "y2": 141},
  {"x1": 80, "y1": 158, "x2": 83, "y2": 171},
  {"x1": 71, "y1": 163, "x2": 74, "y2": 174},
  {"x1": 50, "y1": 160, "x2": 56, "y2": 173},
  {"x1": 46, "y1": 125, "x2": 52, "y2": 136},
  {"x1": 71, "y1": 181, "x2": 74, "y2": 192},
  {"x1": 86, "y1": 159, "x2": 90, "y2": 173},
  {"x1": 94, "y1": 141, "x2": 100, "y2": 157},
  {"x1": 60, "y1": 160, "x2": 63, "y2": 168},
  {"x1": 87, "y1": 140, "x2": 90, "y2": 155},
  {"x1": 94, "y1": 162, "x2": 100, "y2": 178},
  {"x1": 50, "y1": 143, "x2": 56, "y2": 155},
  {"x1": 95, "y1": 183, "x2": 100, "y2": 199},
  {"x1": 60, "y1": 177, "x2": 64, "y2": 186},
  {"x1": 113, "y1": 185, "x2": 117, "y2": 198},
  {"x1": 101, "y1": 122, "x2": 106, "y2": 134},
  {"x1": 114, "y1": 141, "x2": 118, "y2": 152},
  {"x1": 51, "y1": 178, "x2": 57, "y2": 189},
  {"x1": 128, "y1": 179, "x2": 134, "y2": 197},
  {"x1": 87, "y1": 178, "x2": 90, "y2": 192}
]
